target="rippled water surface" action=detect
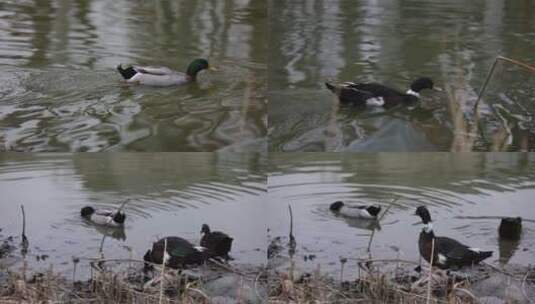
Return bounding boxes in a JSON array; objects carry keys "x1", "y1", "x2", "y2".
[
  {"x1": 0, "y1": 0, "x2": 266, "y2": 151},
  {"x1": 0, "y1": 153, "x2": 266, "y2": 276},
  {"x1": 269, "y1": 0, "x2": 535, "y2": 151},
  {"x1": 268, "y1": 153, "x2": 535, "y2": 278}
]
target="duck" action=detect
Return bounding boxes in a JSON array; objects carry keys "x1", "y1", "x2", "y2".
[
  {"x1": 143, "y1": 236, "x2": 208, "y2": 270},
  {"x1": 498, "y1": 217, "x2": 522, "y2": 240},
  {"x1": 116, "y1": 58, "x2": 212, "y2": 86},
  {"x1": 414, "y1": 206, "x2": 492, "y2": 269},
  {"x1": 200, "y1": 224, "x2": 233, "y2": 261},
  {"x1": 325, "y1": 77, "x2": 438, "y2": 108},
  {"x1": 80, "y1": 206, "x2": 125, "y2": 227},
  {"x1": 329, "y1": 201, "x2": 382, "y2": 219}
]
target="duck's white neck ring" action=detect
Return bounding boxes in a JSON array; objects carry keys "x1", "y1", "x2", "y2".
[
  {"x1": 424, "y1": 222, "x2": 433, "y2": 233},
  {"x1": 406, "y1": 89, "x2": 420, "y2": 97}
]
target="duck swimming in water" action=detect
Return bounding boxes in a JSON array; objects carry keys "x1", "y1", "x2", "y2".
[
  {"x1": 414, "y1": 206, "x2": 492, "y2": 269},
  {"x1": 325, "y1": 77, "x2": 439, "y2": 108},
  {"x1": 117, "y1": 58, "x2": 212, "y2": 86},
  {"x1": 329, "y1": 201, "x2": 382, "y2": 219},
  {"x1": 200, "y1": 224, "x2": 233, "y2": 261},
  {"x1": 80, "y1": 206, "x2": 126, "y2": 227}
]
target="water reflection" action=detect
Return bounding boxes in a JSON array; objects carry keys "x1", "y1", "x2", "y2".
[
  {"x1": 0, "y1": 153, "x2": 267, "y2": 275},
  {"x1": 0, "y1": 0, "x2": 266, "y2": 151},
  {"x1": 269, "y1": 0, "x2": 535, "y2": 151},
  {"x1": 268, "y1": 153, "x2": 535, "y2": 278}
]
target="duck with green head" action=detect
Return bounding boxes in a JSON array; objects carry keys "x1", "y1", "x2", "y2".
[{"x1": 117, "y1": 58, "x2": 213, "y2": 86}]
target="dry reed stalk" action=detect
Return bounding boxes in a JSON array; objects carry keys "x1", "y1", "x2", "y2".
[
  {"x1": 159, "y1": 237, "x2": 168, "y2": 304},
  {"x1": 427, "y1": 237, "x2": 435, "y2": 304}
]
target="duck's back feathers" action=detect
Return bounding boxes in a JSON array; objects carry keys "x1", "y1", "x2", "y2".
[
  {"x1": 117, "y1": 64, "x2": 189, "y2": 86},
  {"x1": 145, "y1": 236, "x2": 207, "y2": 268},
  {"x1": 133, "y1": 66, "x2": 175, "y2": 75}
]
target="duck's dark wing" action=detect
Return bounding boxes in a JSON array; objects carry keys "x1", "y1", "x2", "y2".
[
  {"x1": 435, "y1": 236, "x2": 470, "y2": 260},
  {"x1": 348, "y1": 82, "x2": 404, "y2": 97},
  {"x1": 336, "y1": 86, "x2": 376, "y2": 105}
]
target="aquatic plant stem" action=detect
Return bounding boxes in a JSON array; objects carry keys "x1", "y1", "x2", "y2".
[
  {"x1": 426, "y1": 237, "x2": 435, "y2": 304},
  {"x1": 159, "y1": 237, "x2": 167, "y2": 304},
  {"x1": 20, "y1": 205, "x2": 29, "y2": 258}
]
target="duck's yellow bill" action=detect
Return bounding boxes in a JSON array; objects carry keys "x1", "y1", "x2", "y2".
[{"x1": 209, "y1": 66, "x2": 218, "y2": 71}]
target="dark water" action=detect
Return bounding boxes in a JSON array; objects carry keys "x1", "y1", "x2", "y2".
[
  {"x1": 268, "y1": 0, "x2": 535, "y2": 152},
  {"x1": 0, "y1": 153, "x2": 266, "y2": 276},
  {"x1": 267, "y1": 153, "x2": 535, "y2": 278},
  {"x1": 0, "y1": 0, "x2": 266, "y2": 152}
]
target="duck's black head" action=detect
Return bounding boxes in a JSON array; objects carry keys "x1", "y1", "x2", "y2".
[
  {"x1": 330, "y1": 201, "x2": 344, "y2": 212},
  {"x1": 113, "y1": 212, "x2": 126, "y2": 224},
  {"x1": 410, "y1": 77, "x2": 434, "y2": 93},
  {"x1": 186, "y1": 58, "x2": 210, "y2": 78},
  {"x1": 80, "y1": 206, "x2": 95, "y2": 217},
  {"x1": 366, "y1": 205, "x2": 382, "y2": 217},
  {"x1": 201, "y1": 224, "x2": 211, "y2": 234},
  {"x1": 415, "y1": 206, "x2": 432, "y2": 224}
]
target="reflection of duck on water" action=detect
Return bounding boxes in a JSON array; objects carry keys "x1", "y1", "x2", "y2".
[
  {"x1": 339, "y1": 216, "x2": 381, "y2": 231},
  {"x1": 91, "y1": 224, "x2": 126, "y2": 241}
]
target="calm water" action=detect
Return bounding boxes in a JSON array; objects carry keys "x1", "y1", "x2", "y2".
[
  {"x1": 0, "y1": 153, "x2": 266, "y2": 276},
  {"x1": 0, "y1": 0, "x2": 266, "y2": 152},
  {"x1": 268, "y1": 153, "x2": 535, "y2": 278},
  {"x1": 269, "y1": 0, "x2": 535, "y2": 152}
]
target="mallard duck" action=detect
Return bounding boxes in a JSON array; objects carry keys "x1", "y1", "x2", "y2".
[
  {"x1": 325, "y1": 77, "x2": 439, "y2": 108},
  {"x1": 414, "y1": 206, "x2": 492, "y2": 269},
  {"x1": 329, "y1": 201, "x2": 382, "y2": 219},
  {"x1": 80, "y1": 206, "x2": 125, "y2": 227},
  {"x1": 499, "y1": 217, "x2": 522, "y2": 240},
  {"x1": 200, "y1": 224, "x2": 233, "y2": 261},
  {"x1": 116, "y1": 58, "x2": 211, "y2": 86},
  {"x1": 143, "y1": 236, "x2": 208, "y2": 269}
]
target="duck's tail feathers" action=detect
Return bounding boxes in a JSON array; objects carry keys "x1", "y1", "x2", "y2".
[
  {"x1": 325, "y1": 82, "x2": 337, "y2": 93},
  {"x1": 117, "y1": 64, "x2": 137, "y2": 80},
  {"x1": 479, "y1": 251, "x2": 493, "y2": 260}
]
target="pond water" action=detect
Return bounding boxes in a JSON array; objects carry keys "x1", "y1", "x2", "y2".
[
  {"x1": 269, "y1": 0, "x2": 535, "y2": 152},
  {"x1": 0, "y1": 0, "x2": 266, "y2": 152},
  {"x1": 0, "y1": 153, "x2": 267, "y2": 277},
  {"x1": 267, "y1": 153, "x2": 535, "y2": 279}
]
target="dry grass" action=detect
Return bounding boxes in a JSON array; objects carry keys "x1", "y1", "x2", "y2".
[
  {"x1": 0, "y1": 258, "x2": 267, "y2": 304},
  {"x1": 267, "y1": 258, "x2": 502, "y2": 304}
]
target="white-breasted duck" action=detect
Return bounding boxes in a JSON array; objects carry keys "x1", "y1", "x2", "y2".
[
  {"x1": 325, "y1": 77, "x2": 438, "y2": 108},
  {"x1": 414, "y1": 206, "x2": 492, "y2": 269},
  {"x1": 329, "y1": 201, "x2": 382, "y2": 219},
  {"x1": 117, "y1": 58, "x2": 213, "y2": 86},
  {"x1": 143, "y1": 236, "x2": 208, "y2": 270},
  {"x1": 200, "y1": 224, "x2": 233, "y2": 261},
  {"x1": 498, "y1": 217, "x2": 522, "y2": 240},
  {"x1": 80, "y1": 206, "x2": 125, "y2": 227}
]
